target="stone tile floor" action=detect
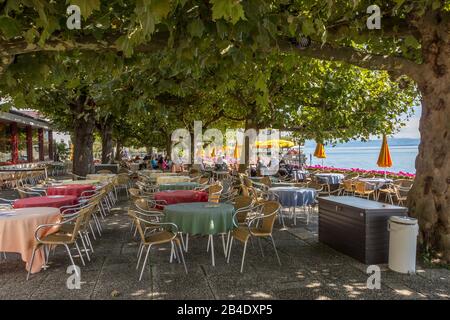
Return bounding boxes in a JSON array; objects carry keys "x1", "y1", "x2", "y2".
[{"x1": 1, "y1": 194, "x2": 449, "y2": 300}]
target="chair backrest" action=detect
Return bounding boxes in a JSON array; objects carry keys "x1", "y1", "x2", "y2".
[
  {"x1": 17, "y1": 188, "x2": 41, "y2": 199},
  {"x1": 257, "y1": 201, "x2": 281, "y2": 234},
  {"x1": 117, "y1": 174, "x2": 129, "y2": 185},
  {"x1": 129, "y1": 188, "x2": 141, "y2": 201},
  {"x1": 243, "y1": 176, "x2": 253, "y2": 188},
  {"x1": 233, "y1": 195, "x2": 253, "y2": 223},
  {"x1": 354, "y1": 181, "x2": 368, "y2": 194},
  {"x1": 208, "y1": 184, "x2": 223, "y2": 203},
  {"x1": 307, "y1": 182, "x2": 324, "y2": 192},
  {"x1": 394, "y1": 179, "x2": 414, "y2": 189},
  {"x1": 97, "y1": 170, "x2": 112, "y2": 174},
  {"x1": 134, "y1": 198, "x2": 151, "y2": 211},
  {"x1": 344, "y1": 172, "x2": 359, "y2": 180},
  {"x1": 343, "y1": 180, "x2": 354, "y2": 192},
  {"x1": 199, "y1": 177, "x2": 209, "y2": 185},
  {"x1": 261, "y1": 176, "x2": 272, "y2": 187}
]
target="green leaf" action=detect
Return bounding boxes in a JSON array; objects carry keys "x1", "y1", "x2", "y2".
[
  {"x1": 187, "y1": 19, "x2": 205, "y2": 38},
  {"x1": 404, "y1": 35, "x2": 420, "y2": 49},
  {"x1": 301, "y1": 19, "x2": 315, "y2": 36},
  {"x1": 69, "y1": 0, "x2": 101, "y2": 18},
  {"x1": 0, "y1": 16, "x2": 21, "y2": 39},
  {"x1": 149, "y1": 0, "x2": 172, "y2": 22},
  {"x1": 211, "y1": 0, "x2": 246, "y2": 24}
]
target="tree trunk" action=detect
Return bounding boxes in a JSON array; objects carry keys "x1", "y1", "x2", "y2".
[
  {"x1": 72, "y1": 115, "x2": 95, "y2": 176},
  {"x1": 100, "y1": 121, "x2": 114, "y2": 164},
  {"x1": 165, "y1": 134, "x2": 172, "y2": 160},
  {"x1": 239, "y1": 118, "x2": 257, "y2": 173},
  {"x1": 115, "y1": 140, "x2": 122, "y2": 161},
  {"x1": 408, "y1": 18, "x2": 450, "y2": 262}
]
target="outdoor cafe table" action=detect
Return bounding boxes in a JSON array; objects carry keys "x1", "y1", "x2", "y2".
[
  {"x1": 249, "y1": 176, "x2": 279, "y2": 183},
  {"x1": 358, "y1": 178, "x2": 393, "y2": 190},
  {"x1": 314, "y1": 173, "x2": 345, "y2": 185},
  {"x1": 292, "y1": 170, "x2": 309, "y2": 181},
  {"x1": 156, "y1": 175, "x2": 191, "y2": 184},
  {"x1": 268, "y1": 187, "x2": 317, "y2": 207},
  {"x1": 59, "y1": 179, "x2": 102, "y2": 186},
  {"x1": 47, "y1": 184, "x2": 95, "y2": 198},
  {"x1": 86, "y1": 173, "x2": 117, "y2": 182},
  {"x1": 154, "y1": 190, "x2": 208, "y2": 205},
  {"x1": 0, "y1": 207, "x2": 61, "y2": 273},
  {"x1": 163, "y1": 202, "x2": 235, "y2": 266},
  {"x1": 164, "y1": 202, "x2": 235, "y2": 235},
  {"x1": 158, "y1": 182, "x2": 200, "y2": 191},
  {"x1": 13, "y1": 195, "x2": 78, "y2": 209}
]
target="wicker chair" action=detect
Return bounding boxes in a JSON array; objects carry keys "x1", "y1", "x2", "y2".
[{"x1": 227, "y1": 201, "x2": 281, "y2": 272}]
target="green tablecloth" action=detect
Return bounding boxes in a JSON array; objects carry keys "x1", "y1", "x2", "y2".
[
  {"x1": 163, "y1": 202, "x2": 235, "y2": 235},
  {"x1": 158, "y1": 182, "x2": 200, "y2": 191}
]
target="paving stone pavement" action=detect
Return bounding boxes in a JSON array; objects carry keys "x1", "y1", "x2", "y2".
[{"x1": 1, "y1": 196, "x2": 449, "y2": 300}]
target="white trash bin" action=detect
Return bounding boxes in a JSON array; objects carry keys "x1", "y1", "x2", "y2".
[{"x1": 388, "y1": 216, "x2": 419, "y2": 274}]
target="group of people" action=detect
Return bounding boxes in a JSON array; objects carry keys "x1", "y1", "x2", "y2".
[
  {"x1": 253, "y1": 157, "x2": 293, "y2": 177},
  {"x1": 133, "y1": 154, "x2": 172, "y2": 171}
]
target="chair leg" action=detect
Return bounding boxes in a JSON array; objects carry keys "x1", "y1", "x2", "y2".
[
  {"x1": 139, "y1": 244, "x2": 152, "y2": 281},
  {"x1": 240, "y1": 240, "x2": 248, "y2": 273},
  {"x1": 78, "y1": 232, "x2": 90, "y2": 262},
  {"x1": 257, "y1": 237, "x2": 265, "y2": 257},
  {"x1": 221, "y1": 234, "x2": 227, "y2": 258},
  {"x1": 74, "y1": 241, "x2": 85, "y2": 266},
  {"x1": 185, "y1": 233, "x2": 189, "y2": 252},
  {"x1": 85, "y1": 233, "x2": 94, "y2": 253},
  {"x1": 227, "y1": 237, "x2": 234, "y2": 264},
  {"x1": 270, "y1": 235, "x2": 281, "y2": 266},
  {"x1": 63, "y1": 244, "x2": 80, "y2": 277},
  {"x1": 176, "y1": 240, "x2": 188, "y2": 274},
  {"x1": 209, "y1": 235, "x2": 215, "y2": 266},
  {"x1": 26, "y1": 247, "x2": 38, "y2": 280},
  {"x1": 136, "y1": 244, "x2": 145, "y2": 269}
]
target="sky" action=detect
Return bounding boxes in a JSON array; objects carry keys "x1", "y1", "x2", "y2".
[{"x1": 394, "y1": 104, "x2": 421, "y2": 139}]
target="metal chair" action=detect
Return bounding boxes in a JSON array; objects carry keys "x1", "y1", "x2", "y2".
[
  {"x1": 227, "y1": 201, "x2": 281, "y2": 272},
  {"x1": 128, "y1": 209, "x2": 187, "y2": 281}
]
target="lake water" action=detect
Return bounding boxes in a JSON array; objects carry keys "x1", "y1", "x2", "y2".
[{"x1": 302, "y1": 146, "x2": 418, "y2": 173}]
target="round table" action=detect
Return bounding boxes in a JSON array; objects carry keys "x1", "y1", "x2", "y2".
[
  {"x1": 154, "y1": 190, "x2": 208, "y2": 205},
  {"x1": 47, "y1": 184, "x2": 96, "y2": 198},
  {"x1": 158, "y1": 182, "x2": 200, "y2": 191},
  {"x1": 59, "y1": 179, "x2": 102, "y2": 185},
  {"x1": 314, "y1": 173, "x2": 345, "y2": 185},
  {"x1": 292, "y1": 170, "x2": 309, "y2": 181},
  {"x1": 358, "y1": 178, "x2": 393, "y2": 190},
  {"x1": 0, "y1": 207, "x2": 61, "y2": 273},
  {"x1": 268, "y1": 187, "x2": 317, "y2": 207},
  {"x1": 163, "y1": 202, "x2": 235, "y2": 235},
  {"x1": 156, "y1": 175, "x2": 191, "y2": 184},
  {"x1": 13, "y1": 195, "x2": 78, "y2": 209},
  {"x1": 86, "y1": 174, "x2": 117, "y2": 182},
  {"x1": 250, "y1": 176, "x2": 279, "y2": 183}
]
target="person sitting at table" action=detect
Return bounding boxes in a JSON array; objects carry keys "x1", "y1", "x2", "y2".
[{"x1": 150, "y1": 157, "x2": 158, "y2": 169}]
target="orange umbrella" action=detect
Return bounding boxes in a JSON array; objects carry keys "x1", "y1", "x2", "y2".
[
  {"x1": 210, "y1": 148, "x2": 216, "y2": 158},
  {"x1": 377, "y1": 135, "x2": 393, "y2": 168},
  {"x1": 313, "y1": 143, "x2": 326, "y2": 159},
  {"x1": 233, "y1": 144, "x2": 239, "y2": 159}
]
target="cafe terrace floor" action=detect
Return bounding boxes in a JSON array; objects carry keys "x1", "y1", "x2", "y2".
[{"x1": 0, "y1": 192, "x2": 449, "y2": 300}]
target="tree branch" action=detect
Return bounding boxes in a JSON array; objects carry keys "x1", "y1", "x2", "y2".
[{"x1": 278, "y1": 38, "x2": 420, "y2": 81}]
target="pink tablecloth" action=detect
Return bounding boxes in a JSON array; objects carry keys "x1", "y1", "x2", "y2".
[
  {"x1": 0, "y1": 207, "x2": 61, "y2": 273},
  {"x1": 47, "y1": 184, "x2": 95, "y2": 198},
  {"x1": 154, "y1": 190, "x2": 209, "y2": 205},
  {"x1": 13, "y1": 195, "x2": 78, "y2": 209}
]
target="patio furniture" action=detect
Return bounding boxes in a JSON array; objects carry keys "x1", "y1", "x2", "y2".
[
  {"x1": 268, "y1": 186, "x2": 317, "y2": 225},
  {"x1": 354, "y1": 181, "x2": 376, "y2": 199},
  {"x1": 0, "y1": 207, "x2": 61, "y2": 274},
  {"x1": 86, "y1": 173, "x2": 117, "y2": 182},
  {"x1": 59, "y1": 179, "x2": 102, "y2": 185},
  {"x1": 94, "y1": 164, "x2": 119, "y2": 174},
  {"x1": 13, "y1": 195, "x2": 78, "y2": 209},
  {"x1": 227, "y1": 201, "x2": 281, "y2": 273},
  {"x1": 318, "y1": 196, "x2": 408, "y2": 264},
  {"x1": 208, "y1": 184, "x2": 223, "y2": 203},
  {"x1": 158, "y1": 182, "x2": 200, "y2": 191},
  {"x1": 154, "y1": 190, "x2": 208, "y2": 205},
  {"x1": 156, "y1": 175, "x2": 191, "y2": 185},
  {"x1": 314, "y1": 173, "x2": 345, "y2": 185},
  {"x1": 47, "y1": 184, "x2": 96, "y2": 198},
  {"x1": 129, "y1": 209, "x2": 187, "y2": 281},
  {"x1": 27, "y1": 205, "x2": 93, "y2": 280},
  {"x1": 163, "y1": 202, "x2": 235, "y2": 266}
]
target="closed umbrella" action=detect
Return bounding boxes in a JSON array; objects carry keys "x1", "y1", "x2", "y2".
[
  {"x1": 314, "y1": 143, "x2": 326, "y2": 167},
  {"x1": 233, "y1": 143, "x2": 239, "y2": 160},
  {"x1": 210, "y1": 148, "x2": 216, "y2": 158},
  {"x1": 377, "y1": 135, "x2": 393, "y2": 177}
]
